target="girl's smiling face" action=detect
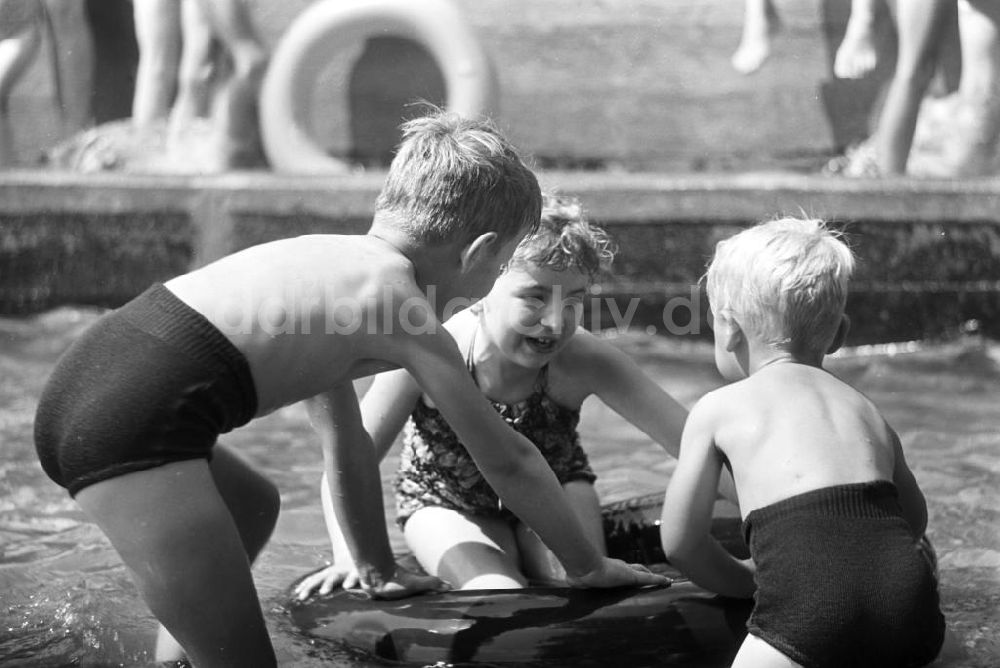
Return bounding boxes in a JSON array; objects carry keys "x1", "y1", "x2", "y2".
[{"x1": 479, "y1": 263, "x2": 590, "y2": 368}]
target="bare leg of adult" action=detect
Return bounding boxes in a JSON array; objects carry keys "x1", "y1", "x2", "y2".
[
  {"x1": 930, "y1": 3, "x2": 962, "y2": 97},
  {"x1": 0, "y1": 11, "x2": 41, "y2": 166},
  {"x1": 834, "y1": 0, "x2": 879, "y2": 80},
  {"x1": 195, "y1": 0, "x2": 268, "y2": 169},
  {"x1": 168, "y1": 0, "x2": 216, "y2": 148},
  {"x1": 131, "y1": 0, "x2": 181, "y2": 128},
  {"x1": 951, "y1": 0, "x2": 1000, "y2": 174},
  {"x1": 43, "y1": 0, "x2": 94, "y2": 136},
  {"x1": 873, "y1": 0, "x2": 957, "y2": 175},
  {"x1": 75, "y1": 458, "x2": 278, "y2": 668},
  {"x1": 732, "y1": 0, "x2": 780, "y2": 75}
]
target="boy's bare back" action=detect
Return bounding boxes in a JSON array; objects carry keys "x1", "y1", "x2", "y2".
[
  {"x1": 166, "y1": 234, "x2": 432, "y2": 415},
  {"x1": 696, "y1": 361, "x2": 897, "y2": 515}
]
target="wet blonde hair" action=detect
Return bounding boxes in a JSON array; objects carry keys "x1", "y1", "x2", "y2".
[
  {"x1": 706, "y1": 217, "x2": 854, "y2": 355},
  {"x1": 507, "y1": 194, "x2": 616, "y2": 281}
]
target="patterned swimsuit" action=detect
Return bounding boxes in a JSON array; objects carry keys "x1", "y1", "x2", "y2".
[{"x1": 394, "y1": 332, "x2": 596, "y2": 526}]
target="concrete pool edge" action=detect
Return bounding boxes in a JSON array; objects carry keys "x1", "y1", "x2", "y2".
[
  {"x1": 2, "y1": 170, "x2": 999, "y2": 342},
  {"x1": 4, "y1": 168, "x2": 1000, "y2": 214}
]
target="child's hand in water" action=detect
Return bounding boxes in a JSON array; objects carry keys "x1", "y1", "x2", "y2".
[
  {"x1": 294, "y1": 561, "x2": 359, "y2": 600},
  {"x1": 295, "y1": 562, "x2": 450, "y2": 601},
  {"x1": 361, "y1": 565, "x2": 452, "y2": 600},
  {"x1": 565, "y1": 557, "x2": 670, "y2": 589}
]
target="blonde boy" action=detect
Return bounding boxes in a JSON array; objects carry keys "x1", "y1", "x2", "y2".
[{"x1": 660, "y1": 218, "x2": 944, "y2": 667}]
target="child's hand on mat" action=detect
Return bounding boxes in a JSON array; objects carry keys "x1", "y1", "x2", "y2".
[
  {"x1": 566, "y1": 558, "x2": 670, "y2": 589},
  {"x1": 294, "y1": 561, "x2": 359, "y2": 600}
]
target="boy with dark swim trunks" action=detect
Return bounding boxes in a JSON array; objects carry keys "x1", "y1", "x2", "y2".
[
  {"x1": 660, "y1": 217, "x2": 944, "y2": 668},
  {"x1": 33, "y1": 111, "x2": 666, "y2": 668}
]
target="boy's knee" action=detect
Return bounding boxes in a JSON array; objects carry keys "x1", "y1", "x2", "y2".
[{"x1": 258, "y1": 477, "x2": 281, "y2": 527}]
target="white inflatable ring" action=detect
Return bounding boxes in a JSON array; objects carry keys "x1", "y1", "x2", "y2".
[{"x1": 260, "y1": 0, "x2": 498, "y2": 174}]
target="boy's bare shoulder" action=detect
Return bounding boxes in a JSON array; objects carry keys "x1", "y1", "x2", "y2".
[
  {"x1": 691, "y1": 383, "x2": 733, "y2": 414},
  {"x1": 689, "y1": 380, "x2": 758, "y2": 426},
  {"x1": 201, "y1": 233, "x2": 417, "y2": 289},
  {"x1": 331, "y1": 235, "x2": 430, "y2": 308},
  {"x1": 316, "y1": 234, "x2": 415, "y2": 279}
]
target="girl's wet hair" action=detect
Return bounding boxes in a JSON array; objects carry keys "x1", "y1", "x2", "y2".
[
  {"x1": 706, "y1": 217, "x2": 855, "y2": 356},
  {"x1": 508, "y1": 194, "x2": 616, "y2": 281},
  {"x1": 375, "y1": 109, "x2": 541, "y2": 247}
]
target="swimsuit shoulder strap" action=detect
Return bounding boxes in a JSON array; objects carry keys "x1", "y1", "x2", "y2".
[{"x1": 465, "y1": 320, "x2": 480, "y2": 383}]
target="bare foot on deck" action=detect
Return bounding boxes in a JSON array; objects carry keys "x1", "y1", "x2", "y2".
[
  {"x1": 834, "y1": 1, "x2": 878, "y2": 79},
  {"x1": 732, "y1": 0, "x2": 780, "y2": 74}
]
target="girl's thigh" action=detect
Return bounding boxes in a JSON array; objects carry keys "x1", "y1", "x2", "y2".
[{"x1": 404, "y1": 506, "x2": 526, "y2": 589}]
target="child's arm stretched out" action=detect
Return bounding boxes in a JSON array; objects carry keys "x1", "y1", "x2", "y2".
[
  {"x1": 572, "y1": 332, "x2": 688, "y2": 457},
  {"x1": 303, "y1": 382, "x2": 445, "y2": 599},
  {"x1": 659, "y1": 393, "x2": 755, "y2": 598},
  {"x1": 295, "y1": 369, "x2": 424, "y2": 600}
]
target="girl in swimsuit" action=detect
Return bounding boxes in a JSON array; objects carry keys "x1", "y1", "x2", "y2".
[{"x1": 297, "y1": 194, "x2": 717, "y2": 595}]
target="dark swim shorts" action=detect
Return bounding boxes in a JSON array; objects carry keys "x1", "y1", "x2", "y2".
[
  {"x1": 34, "y1": 284, "x2": 258, "y2": 496},
  {"x1": 742, "y1": 481, "x2": 945, "y2": 668}
]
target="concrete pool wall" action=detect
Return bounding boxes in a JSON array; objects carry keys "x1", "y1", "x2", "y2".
[{"x1": 2, "y1": 171, "x2": 999, "y2": 343}]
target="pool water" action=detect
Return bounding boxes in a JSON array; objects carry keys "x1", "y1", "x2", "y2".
[{"x1": 1, "y1": 308, "x2": 997, "y2": 667}]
